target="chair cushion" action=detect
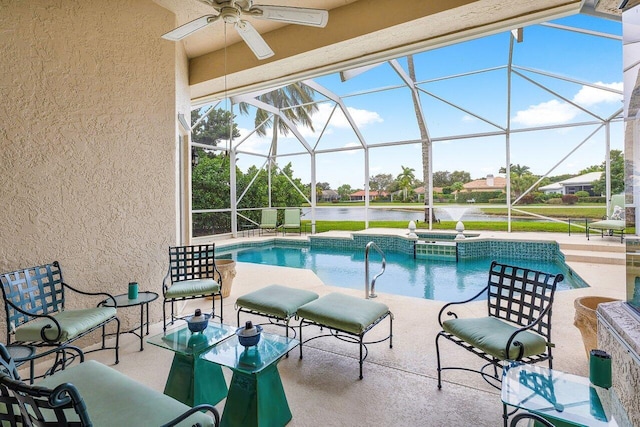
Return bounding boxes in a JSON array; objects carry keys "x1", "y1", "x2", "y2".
[
  {"x1": 165, "y1": 279, "x2": 220, "y2": 299},
  {"x1": 297, "y1": 292, "x2": 390, "y2": 335},
  {"x1": 236, "y1": 285, "x2": 319, "y2": 319},
  {"x1": 588, "y1": 220, "x2": 625, "y2": 231},
  {"x1": 37, "y1": 360, "x2": 215, "y2": 427},
  {"x1": 442, "y1": 317, "x2": 547, "y2": 360},
  {"x1": 14, "y1": 307, "x2": 117, "y2": 342}
]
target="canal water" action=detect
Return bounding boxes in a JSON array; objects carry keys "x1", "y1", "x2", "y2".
[{"x1": 302, "y1": 206, "x2": 510, "y2": 222}]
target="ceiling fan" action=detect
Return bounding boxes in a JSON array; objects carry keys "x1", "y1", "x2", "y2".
[{"x1": 162, "y1": 0, "x2": 329, "y2": 60}]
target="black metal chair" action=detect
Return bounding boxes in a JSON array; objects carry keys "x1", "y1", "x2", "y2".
[
  {"x1": 163, "y1": 244, "x2": 223, "y2": 333},
  {"x1": 0, "y1": 343, "x2": 219, "y2": 427},
  {"x1": 0, "y1": 261, "x2": 121, "y2": 373},
  {"x1": 435, "y1": 261, "x2": 563, "y2": 427}
]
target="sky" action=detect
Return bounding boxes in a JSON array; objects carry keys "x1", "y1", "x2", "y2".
[{"x1": 201, "y1": 12, "x2": 624, "y2": 191}]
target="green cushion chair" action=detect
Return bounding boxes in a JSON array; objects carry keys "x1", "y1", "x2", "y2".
[
  {"x1": 586, "y1": 193, "x2": 626, "y2": 243},
  {"x1": 0, "y1": 343, "x2": 219, "y2": 427},
  {"x1": 435, "y1": 261, "x2": 563, "y2": 427},
  {"x1": 163, "y1": 244, "x2": 223, "y2": 333},
  {"x1": 0, "y1": 261, "x2": 121, "y2": 377},
  {"x1": 259, "y1": 208, "x2": 278, "y2": 235},
  {"x1": 281, "y1": 208, "x2": 301, "y2": 235}
]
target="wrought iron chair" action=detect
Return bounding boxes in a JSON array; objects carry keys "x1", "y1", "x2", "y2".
[
  {"x1": 435, "y1": 261, "x2": 563, "y2": 427},
  {"x1": 0, "y1": 261, "x2": 121, "y2": 371},
  {"x1": 163, "y1": 244, "x2": 223, "y2": 333},
  {"x1": 0, "y1": 343, "x2": 220, "y2": 427}
]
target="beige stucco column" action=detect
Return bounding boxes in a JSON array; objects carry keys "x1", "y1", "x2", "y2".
[{"x1": 0, "y1": 0, "x2": 190, "y2": 338}]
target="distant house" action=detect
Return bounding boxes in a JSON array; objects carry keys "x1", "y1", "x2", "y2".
[
  {"x1": 320, "y1": 189, "x2": 339, "y2": 202},
  {"x1": 413, "y1": 186, "x2": 444, "y2": 201},
  {"x1": 349, "y1": 190, "x2": 389, "y2": 201},
  {"x1": 539, "y1": 172, "x2": 602, "y2": 195},
  {"x1": 463, "y1": 174, "x2": 506, "y2": 192}
]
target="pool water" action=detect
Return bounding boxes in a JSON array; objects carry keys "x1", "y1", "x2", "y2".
[{"x1": 219, "y1": 245, "x2": 584, "y2": 302}]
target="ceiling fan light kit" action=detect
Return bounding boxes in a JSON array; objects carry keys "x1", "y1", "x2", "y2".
[{"x1": 162, "y1": 0, "x2": 329, "y2": 60}]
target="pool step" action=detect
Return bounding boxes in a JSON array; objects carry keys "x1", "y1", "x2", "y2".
[{"x1": 560, "y1": 242, "x2": 625, "y2": 265}]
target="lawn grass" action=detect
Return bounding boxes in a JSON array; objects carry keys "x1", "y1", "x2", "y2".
[{"x1": 302, "y1": 219, "x2": 634, "y2": 234}]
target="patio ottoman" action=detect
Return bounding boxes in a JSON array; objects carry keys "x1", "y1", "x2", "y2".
[
  {"x1": 235, "y1": 284, "x2": 319, "y2": 335},
  {"x1": 297, "y1": 292, "x2": 393, "y2": 379}
]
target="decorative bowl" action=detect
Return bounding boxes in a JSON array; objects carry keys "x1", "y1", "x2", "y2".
[
  {"x1": 186, "y1": 309, "x2": 210, "y2": 333},
  {"x1": 236, "y1": 320, "x2": 262, "y2": 347}
]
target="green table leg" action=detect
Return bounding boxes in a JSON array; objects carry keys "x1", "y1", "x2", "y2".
[
  {"x1": 164, "y1": 353, "x2": 228, "y2": 406},
  {"x1": 220, "y1": 363, "x2": 292, "y2": 427}
]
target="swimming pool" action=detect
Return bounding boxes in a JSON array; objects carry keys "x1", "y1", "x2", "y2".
[{"x1": 217, "y1": 243, "x2": 586, "y2": 302}]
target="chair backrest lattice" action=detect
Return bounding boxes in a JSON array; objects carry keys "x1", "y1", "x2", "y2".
[
  {"x1": 487, "y1": 261, "x2": 563, "y2": 339},
  {"x1": 0, "y1": 343, "x2": 90, "y2": 426},
  {"x1": 168, "y1": 244, "x2": 218, "y2": 285},
  {"x1": 0, "y1": 262, "x2": 66, "y2": 332}
]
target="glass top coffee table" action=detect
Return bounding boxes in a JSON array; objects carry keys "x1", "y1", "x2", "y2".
[
  {"x1": 147, "y1": 321, "x2": 235, "y2": 407},
  {"x1": 501, "y1": 362, "x2": 631, "y2": 427},
  {"x1": 201, "y1": 331, "x2": 299, "y2": 427}
]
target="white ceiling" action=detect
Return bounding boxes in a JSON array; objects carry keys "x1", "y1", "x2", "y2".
[{"x1": 153, "y1": 0, "x2": 620, "y2": 103}]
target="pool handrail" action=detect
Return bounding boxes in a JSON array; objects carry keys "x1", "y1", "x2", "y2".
[{"x1": 365, "y1": 242, "x2": 386, "y2": 299}]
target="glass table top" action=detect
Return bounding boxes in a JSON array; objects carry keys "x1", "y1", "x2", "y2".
[
  {"x1": 147, "y1": 321, "x2": 236, "y2": 356},
  {"x1": 501, "y1": 363, "x2": 630, "y2": 427},
  {"x1": 101, "y1": 291, "x2": 159, "y2": 307},
  {"x1": 200, "y1": 331, "x2": 299, "y2": 375}
]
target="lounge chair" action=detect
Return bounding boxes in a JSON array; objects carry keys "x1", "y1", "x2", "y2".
[
  {"x1": 281, "y1": 208, "x2": 301, "y2": 235},
  {"x1": 586, "y1": 193, "x2": 625, "y2": 243},
  {"x1": 259, "y1": 208, "x2": 278, "y2": 235}
]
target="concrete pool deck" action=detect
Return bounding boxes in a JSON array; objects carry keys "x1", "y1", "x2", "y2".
[{"x1": 73, "y1": 230, "x2": 626, "y2": 426}]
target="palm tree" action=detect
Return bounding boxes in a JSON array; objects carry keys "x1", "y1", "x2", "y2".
[
  {"x1": 397, "y1": 166, "x2": 415, "y2": 201},
  {"x1": 407, "y1": 55, "x2": 435, "y2": 221},
  {"x1": 239, "y1": 83, "x2": 317, "y2": 166}
]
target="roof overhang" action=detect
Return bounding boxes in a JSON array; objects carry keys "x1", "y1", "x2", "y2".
[{"x1": 154, "y1": 0, "x2": 609, "y2": 104}]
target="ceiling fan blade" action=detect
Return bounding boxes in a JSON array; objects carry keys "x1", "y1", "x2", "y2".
[
  {"x1": 162, "y1": 14, "x2": 218, "y2": 41},
  {"x1": 252, "y1": 6, "x2": 328, "y2": 28},
  {"x1": 235, "y1": 20, "x2": 274, "y2": 60}
]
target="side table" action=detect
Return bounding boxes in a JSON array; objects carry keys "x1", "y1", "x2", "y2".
[
  {"x1": 501, "y1": 362, "x2": 631, "y2": 427},
  {"x1": 201, "y1": 331, "x2": 299, "y2": 427},
  {"x1": 100, "y1": 291, "x2": 159, "y2": 351},
  {"x1": 147, "y1": 321, "x2": 235, "y2": 407}
]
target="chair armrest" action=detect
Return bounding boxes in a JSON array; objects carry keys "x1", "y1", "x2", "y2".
[
  {"x1": 159, "y1": 404, "x2": 220, "y2": 427},
  {"x1": 4, "y1": 299, "x2": 64, "y2": 342},
  {"x1": 62, "y1": 282, "x2": 117, "y2": 307},
  {"x1": 504, "y1": 305, "x2": 553, "y2": 360},
  {"x1": 437, "y1": 285, "x2": 488, "y2": 327}
]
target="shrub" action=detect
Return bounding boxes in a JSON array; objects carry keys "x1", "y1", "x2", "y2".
[
  {"x1": 547, "y1": 198, "x2": 563, "y2": 205},
  {"x1": 519, "y1": 194, "x2": 536, "y2": 204},
  {"x1": 562, "y1": 194, "x2": 579, "y2": 205},
  {"x1": 575, "y1": 190, "x2": 590, "y2": 198}
]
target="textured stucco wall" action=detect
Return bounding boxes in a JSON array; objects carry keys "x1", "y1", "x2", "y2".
[{"x1": 0, "y1": 0, "x2": 183, "y2": 339}]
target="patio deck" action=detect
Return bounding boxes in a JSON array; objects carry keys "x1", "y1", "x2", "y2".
[{"x1": 39, "y1": 231, "x2": 626, "y2": 426}]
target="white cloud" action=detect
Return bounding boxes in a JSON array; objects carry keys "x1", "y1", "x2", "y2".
[
  {"x1": 462, "y1": 115, "x2": 477, "y2": 122},
  {"x1": 312, "y1": 103, "x2": 383, "y2": 130},
  {"x1": 234, "y1": 127, "x2": 271, "y2": 153},
  {"x1": 573, "y1": 81, "x2": 622, "y2": 106},
  {"x1": 512, "y1": 99, "x2": 577, "y2": 126},
  {"x1": 512, "y1": 81, "x2": 622, "y2": 126}
]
